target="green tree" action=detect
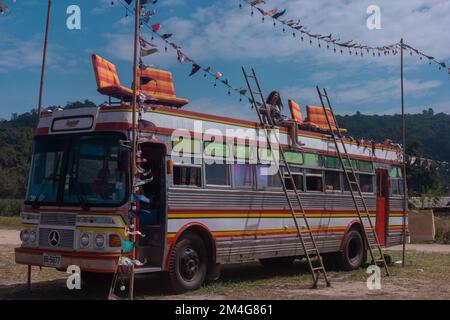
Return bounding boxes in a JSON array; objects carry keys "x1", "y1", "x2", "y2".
[{"x1": 406, "y1": 140, "x2": 443, "y2": 196}]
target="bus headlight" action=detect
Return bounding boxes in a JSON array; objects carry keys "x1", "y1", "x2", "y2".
[
  {"x1": 20, "y1": 230, "x2": 30, "y2": 243},
  {"x1": 80, "y1": 233, "x2": 90, "y2": 247},
  {"x1": 29, "y1": 230, "x2": 36, "y2": 243},
  {"x1": 95, "y1": 234, "x2": 105, "y2": 248}
]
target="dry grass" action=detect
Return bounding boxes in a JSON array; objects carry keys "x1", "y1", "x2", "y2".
[
  {"x1": 435, "y1": 215, "x2": 450, "y2": 244},
  {"x1": 0, "y1": 216, "x2": 21, "y2": 230},
  {"x1": 1, "y1": 244, "x2": 450, "y2": 300}
]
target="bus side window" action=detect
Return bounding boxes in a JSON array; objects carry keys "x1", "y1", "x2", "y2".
[
  {"x1": 257, "y1": 165, "x2": 281, "y2": 190},
  {"x1": 325, "y1": 170, "x2": 341, "y2": 192},
  {"x1": 305, "y1": 169, "x2": 323, "y2": 192},
  {"x1": 205, "y1": 163, "x2": 231, "y2": 186},
  {"x1": 173, "y1": 165, "x2": 201, "y2": 187},
  {"x1": 283, "y1": 167, "x2": 303, "y2": 191},
  {"x1": 391, "y1": 179, "x2": 404, "y2": 195},
  {"x1": 359, "y1": 174, "x2": 374, "y2": 193},
  {"x1": 233, "y1": 163, "x2": 254, "y2": 188}
]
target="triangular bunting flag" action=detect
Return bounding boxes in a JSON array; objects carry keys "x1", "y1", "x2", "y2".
[
  {"x1": 251, "y1": 0, "x2": 266, "y2": 5},
  {"x1": 161, "y1": 33, "x2": 173, "y2": 40},
  {"x1": 272, "y1": 9, "x2": 286, "y2": 19},
  {"x1": 189, "y1": 64, "x2": 201, "y2": 76},
  {"x1": 0, "y1": 1, "x2": 11, "y2": 14},
  {"x1": 141, "y1": 47, "x2": 159, "y2": 57},
  {"x1": 152, "y1": 23, "x2": 161, "y2": 32}
]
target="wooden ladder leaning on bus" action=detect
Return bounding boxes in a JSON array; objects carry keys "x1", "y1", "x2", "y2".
[
  {"x1": 242, "y1": 67, "x2": 331, "y2": 288},
  {"x1": 316, "y1": 86, "x2": 390, "y2": 276}
]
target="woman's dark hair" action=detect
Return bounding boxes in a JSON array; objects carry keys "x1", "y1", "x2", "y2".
[{"x1": 266, "y1": 91, "x2": 283, "y2": 108}]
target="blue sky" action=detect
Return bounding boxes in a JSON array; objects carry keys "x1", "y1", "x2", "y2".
[{"x1": 0, "y1": 0, "x2": 449, "y2": 120}]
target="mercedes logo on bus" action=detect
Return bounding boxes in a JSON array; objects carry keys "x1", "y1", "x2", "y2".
[{"x1": 48, "y1": 230, "x2": 60, "y2": 247}]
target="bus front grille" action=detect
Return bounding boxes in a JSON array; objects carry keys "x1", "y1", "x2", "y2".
[
  {"x1": 40, "y1": 213, "x2": 77, "y2": 227},
  {"x1": 39, "y1": 228, "x2": 74, "y2": 249}
]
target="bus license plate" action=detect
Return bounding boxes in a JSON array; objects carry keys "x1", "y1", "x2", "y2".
[{"x1": 42, "y1": 253, "x2": 61, "y2": 268}]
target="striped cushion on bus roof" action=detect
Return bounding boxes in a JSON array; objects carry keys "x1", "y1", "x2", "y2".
[
  {"x1": 140, "y1": 68, "x2": 176, "y2": 97},
  {"x1": 288, "y1": 99, "x2": 303, "y2": 124},
  {"x1": 140, "y1": 68, "x2": 189, "y2": 106},
  {"x1": 306, "y1": 105, "x2": 348, "y2": 133},
  {"x1": 92, "y1": 54, "x2": 121, "y2": 90},
  {"x1": 306, "y1": 105, "x2": 337, "y2": 129}
]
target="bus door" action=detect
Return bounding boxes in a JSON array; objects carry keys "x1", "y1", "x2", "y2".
[
  {"x1": 375, "y1": 169, "x2": 389, "y2": 246},
  {"x1": 135, "y1": 143, "x2": 167, "y2": 267}
]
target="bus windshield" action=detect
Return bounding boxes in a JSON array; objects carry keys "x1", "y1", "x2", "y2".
[{"x1": 26, "y1": 133, "x2": 128, "y2": 207}]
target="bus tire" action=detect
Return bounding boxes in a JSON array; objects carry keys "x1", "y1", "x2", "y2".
[
  {"x1": 259, "y1": 256, "x2": 295, "y2": 268},
  {"x1": 339, "y1": 229, "x2": 365, "y2": 271},
  {"x1": 167, "y1": 232, "x2": 207, "y2": 294}
]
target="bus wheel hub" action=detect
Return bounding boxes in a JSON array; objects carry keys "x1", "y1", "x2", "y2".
[{"x1": 181, "y1": 248, "x2": 199, "y2": 280}]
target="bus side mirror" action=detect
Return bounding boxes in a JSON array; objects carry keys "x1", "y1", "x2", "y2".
[{"x1": 118, "y1": 147, "x2": 130, "y2": 172}]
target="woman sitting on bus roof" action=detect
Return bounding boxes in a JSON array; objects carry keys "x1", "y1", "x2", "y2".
[{"x1": 264, "y1": 91, "x2": 304, "y2": 150}]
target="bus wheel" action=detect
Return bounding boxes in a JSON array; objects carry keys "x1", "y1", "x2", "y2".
[
  {"x1": 340, "y1": 229, "x2": 365, "y2": 271},
  {"x1": 259, "y1": 256, "x2": 295, "y2": 268},
  {"x1": 167, "y1": 232, "x2": 207, "y2": 294}
]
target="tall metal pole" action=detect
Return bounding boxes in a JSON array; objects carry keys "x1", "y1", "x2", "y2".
[
  {"x1": 400, "y1": 38, "x2": 409, "y2": 267},
  {"x1": 38, "y1": 0, "x2": 52, "y2": 117},
  {"x1": 129, "y1": 0, "x2": 140, "y2": 300}
]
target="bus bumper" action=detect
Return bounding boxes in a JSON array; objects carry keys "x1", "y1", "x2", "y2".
[{"x1": 15, "y1": 247, "x2": 119, "y2": 273}]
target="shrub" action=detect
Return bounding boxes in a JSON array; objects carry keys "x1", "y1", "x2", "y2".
[{"x1": 0, "y1": 199, "x2": 23, "y2": 216}]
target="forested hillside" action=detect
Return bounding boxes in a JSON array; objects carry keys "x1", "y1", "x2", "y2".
[
  {"x1": 0, "y1": 103, "x2": 448, "y2": 202},
  {"x1": 336, "y1": 108, "x2": 450, "y2": 163}
]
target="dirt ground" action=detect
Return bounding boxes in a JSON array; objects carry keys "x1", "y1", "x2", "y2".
[
  {"x1": 0, "y1": 230, "x2": 21, "y2": 246},
  {"x1": 1, "y1": 229, "x2": 450, "y2": 300}
]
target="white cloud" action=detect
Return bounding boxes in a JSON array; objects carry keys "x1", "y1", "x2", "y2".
[
  {"x1": 95, "y1": 0, "x2": 449, "y2": 116},
  {"x1": 159, "y1": 0, "x2": 187, "y2": 7},
  {"x1": 187, "y1": 97, "x2": 256, "y2": 121},
  {"x1": 0, "y1": 33, "x2": 83, "y2": 74},
  {"x1": 158, "y1": 0, "x2": 450, "y2": 67},
  {"x1": 279, "y1": 77, "x2": 443, "y2": 115}
]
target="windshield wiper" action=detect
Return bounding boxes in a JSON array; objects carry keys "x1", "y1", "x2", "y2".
[
  {"x1": 31, "y1": 176, "x2": 54, "y2": 209},
  {"x1": 77, "y1": 193, "x2": 90, "y2": 211}
]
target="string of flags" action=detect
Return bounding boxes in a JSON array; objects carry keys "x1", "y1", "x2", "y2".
[
  {"x1": 0, "y1": 0, "x2": 13, "y2": 15},
  {"x1": 241, "y1": 0, "x2": 450, "y2": 75},
  {"x1": 114, "y1": 0, "x2": 251, "y2": 101}
]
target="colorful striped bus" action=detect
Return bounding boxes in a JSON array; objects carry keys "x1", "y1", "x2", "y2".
[{"x1": 15, "y1": 58, "x2": 407, "y2": 293}]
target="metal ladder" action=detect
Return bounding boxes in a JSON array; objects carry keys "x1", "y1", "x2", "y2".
[
  {"x1": 316, "y1": 86, "x2": 390, "y2": 276},
  {"x1": 242, "y1": 67, "x2": 330, "y2": 288}
]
